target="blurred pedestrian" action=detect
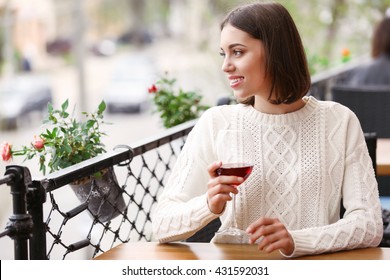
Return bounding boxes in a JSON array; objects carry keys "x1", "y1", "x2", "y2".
[{"x1": 347, "y1": 11, "x2": 390, "y2": 85}]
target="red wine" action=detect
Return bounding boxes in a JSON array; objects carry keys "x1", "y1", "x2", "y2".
[{"x1": 216, "y1": 163, "x2": 253, "y2": 182}]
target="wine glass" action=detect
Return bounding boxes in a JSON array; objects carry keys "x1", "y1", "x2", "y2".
[{"x1": 215, "y1": 129, "x2": 254, "y2": 241}]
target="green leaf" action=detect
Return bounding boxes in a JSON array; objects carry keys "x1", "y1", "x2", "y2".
[
  {"x1": 98, "y1": 100, "x2": 106, "y2": 114},
  {"x1": 61, "y1": 99, "x2": 69, "y2": 112},
  {"x1": 64, "y1": 144, "x2": 72, "y2": 154},
  {"x1": 86, "y1": 119, "x2": 96, "y2": 129},
  {"x1": 47, "y1": 103, "x2": 53, "y2": 114}
]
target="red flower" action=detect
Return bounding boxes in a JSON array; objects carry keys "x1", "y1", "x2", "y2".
[
  {"x1": 32, "y1": 136, "x2": 45, "y2": 150},
  {"x1": 148, "y1": 84, "x2": 158, "y2": 94},
  {"x1": 1, "y1": 141, "x2": 12, "y2": 161}
]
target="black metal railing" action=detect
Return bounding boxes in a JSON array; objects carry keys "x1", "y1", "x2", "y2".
[
  {"x1": 0, "y1": 120, "x2": 196, "y2": 259},
  {"x1": 0, "y1": 60, "x2": 361, "y2": 260},
  {"x1": 0, "y1": 166, "x2": 34, "y2": 260}
]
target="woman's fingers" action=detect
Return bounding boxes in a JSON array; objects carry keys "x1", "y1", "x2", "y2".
[
  {"x1": 247, "y1": 218, "x2": 277, "y2": 240},
  {"x1": 207, "y1": 161, "x2": 243, "y2": 214},
  {"x1": 246, "y1": 217, "x2": 275, "y2": 233},
  {"x1": 207, "y1": 161, "x2": 222, "y2": 178},
  {"x1": 258, "y1": 231, "x2": 294, "y2": 255},
  {"x1": 207, "y1": 178, "x2": 240, "y2": 214},
  {"x1": 246, "y1": 217, "x2": 294, "y2": 255},
  {"x1": 208, "y1": 176, "x2": 242, "y2": 191}
]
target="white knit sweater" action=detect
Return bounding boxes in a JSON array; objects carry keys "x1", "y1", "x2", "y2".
[{"x1": 152, "y1": 96, "x2": 383, "y2": 257}]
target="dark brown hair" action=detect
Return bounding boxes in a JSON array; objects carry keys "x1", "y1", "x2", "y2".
[
  {"x1": 372, "y1": 17, "x2": 390, "y2": 58},
  {"x1": 221, "y1": 2, "x2": 311, "y2": 105}
]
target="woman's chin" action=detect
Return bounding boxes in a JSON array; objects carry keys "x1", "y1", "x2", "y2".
[{"x1": 233, "y1": 92, "x2": 251, "y2": 101}]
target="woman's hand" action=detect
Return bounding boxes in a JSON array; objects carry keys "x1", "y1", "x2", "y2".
[
  {"x1": 246, "y1": 217, "x2": 294, "y2": 256},
  {"x1": 206, "y1": 161, "x2": 243, "y2": 214}
]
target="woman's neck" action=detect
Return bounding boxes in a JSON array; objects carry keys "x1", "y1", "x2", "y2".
[{"x1": 253, "y1": 96, "x2": 306, "y2": 114}]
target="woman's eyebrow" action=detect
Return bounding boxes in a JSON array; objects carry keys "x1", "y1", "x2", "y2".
[
  {"x1": 228, "y1": 43, "x2": 246, "y2": 49},
  {"x1": 220, "y1": 43, "x2": 247, "y2": 51}
]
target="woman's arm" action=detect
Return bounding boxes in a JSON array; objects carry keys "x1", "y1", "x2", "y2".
[
  {"x1": 152, "y1": 107, "x2": 231, "y2": 242},
  {"x1": 288, "y1": 113, "x2": 383, "y2": 257}
]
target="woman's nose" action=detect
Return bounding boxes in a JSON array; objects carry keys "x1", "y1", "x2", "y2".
[{"x1": 221, "y1": 57, "x2": 234, "y2": 72}]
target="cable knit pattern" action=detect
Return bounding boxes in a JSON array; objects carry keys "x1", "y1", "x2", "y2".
[{"x1": 152, "y1": 96, "x2": 383, "y2": 257}]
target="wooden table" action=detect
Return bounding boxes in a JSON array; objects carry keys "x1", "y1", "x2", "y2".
[
  {"x1": 94, "y1": 242, "x2": 390, "y2": 260},
  {"x1": 377, "y1": 138, "x2": 390, "y2": 176}
]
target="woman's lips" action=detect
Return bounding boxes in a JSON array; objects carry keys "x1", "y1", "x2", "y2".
[{"x1": 229, "y1": 76, "x2": 244, "y2": 88}]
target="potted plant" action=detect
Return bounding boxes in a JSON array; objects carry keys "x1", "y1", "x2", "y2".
[
  {"x1": 1, "y1": 100, "x2": 125, "y2": 222},
  {"x1": 148, "y1": 75, "x2": 209, "y2": 128}
]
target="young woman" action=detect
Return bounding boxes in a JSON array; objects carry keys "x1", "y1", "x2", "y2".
[{"x1": 152, "y1": 2, "x2": 383, "y2": 257}]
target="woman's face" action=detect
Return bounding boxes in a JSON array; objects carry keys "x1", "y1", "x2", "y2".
[{"x1": 220, "y1": 24, "x2": 271, "y2": 101}]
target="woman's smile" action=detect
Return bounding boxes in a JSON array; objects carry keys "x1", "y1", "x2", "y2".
[{"x1": 229, "y1": 75, "x2": 245, "y2": 88}]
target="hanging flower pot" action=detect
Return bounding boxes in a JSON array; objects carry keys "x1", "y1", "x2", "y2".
[
  {"x1": 0, "y1": 100, "x2": 128, "y2": 222},
  {"x1": 69, "y1": 167, "x2": 126, "y2": 223}
]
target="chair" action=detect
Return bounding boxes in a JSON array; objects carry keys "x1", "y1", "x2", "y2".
[
  {"x1": 331, "y1": 85, "x2": 390, "y2": 138},
  {"x1": 185, "y1": 218, "x2": 221, "y2": 242},
  {"x1": 364, "y1": 132, "x2": 377, "y2": 176}
]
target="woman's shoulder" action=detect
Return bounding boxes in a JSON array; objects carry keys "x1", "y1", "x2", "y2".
[
  {"x1": 196, "y1": 104, "x2": 244, "y2": 130},
  {"x1": 313, "y1": 98, "x2": 362, "y2": 130},
  {"x1": 201, "y1": 103, "x2": 244, "y2": 119},
  {"x1": 322, "y1": 99, "x2": 352, "y2": 111},
  {"x1": 309, "y1": 96, "x2": 357, "y2": 118}
]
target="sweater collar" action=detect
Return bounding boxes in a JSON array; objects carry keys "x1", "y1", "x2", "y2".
[{"x1": 241, "y1": 96, "x2": 318, "y2": 125}]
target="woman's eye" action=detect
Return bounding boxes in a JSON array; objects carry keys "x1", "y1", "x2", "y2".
[
  {"x1": 233, "y1": 50, "x2": 243, "y2": 56},
  {"x1": 219, "y1": 52, "x2": 226, "y2": 57}
]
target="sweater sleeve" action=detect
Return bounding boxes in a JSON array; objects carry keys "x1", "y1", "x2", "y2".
[
  {"x1": 152, "y1": 108, "x2": 225, "y2": 242},
  {"x1": 288, "y1": 110, "x2": 383, "y2": 257}
]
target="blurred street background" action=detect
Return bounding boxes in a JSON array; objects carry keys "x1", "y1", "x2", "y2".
[{"x1": 1, "y1": 0, "x2": 390, "y2": 259}]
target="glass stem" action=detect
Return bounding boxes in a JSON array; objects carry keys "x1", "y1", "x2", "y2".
[{"x1": 232, "y1": 193, "x2": 238, "y2": 229}]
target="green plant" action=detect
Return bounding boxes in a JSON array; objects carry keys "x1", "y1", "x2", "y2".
[
  {"x1": 148, "y1": 76, "x2": 209, "y2": 128},
  {"x1": 1, "y1": 99, "x2": 108, "y2": 175},
  {"x1": 306, "y1": 49, "x2": 330, "y2": 75},
  {"x1": 306, "y1": 47, "x2": 352, "y2": 75}
]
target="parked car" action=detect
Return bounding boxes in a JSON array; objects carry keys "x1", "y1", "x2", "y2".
[
  {"x1": 103, "y1": 54, "x2": 157, "y2": 113},
  {"x1": 0, "y1": 74, "x2": 53, "y2": 130},
  {"x1": 46, "y1": 38, "x2": 72, "y2": 56}
]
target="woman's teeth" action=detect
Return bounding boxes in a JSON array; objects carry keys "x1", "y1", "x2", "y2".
[{"x1": 230, "y1": 77, "x2": 244, "y2": 86}]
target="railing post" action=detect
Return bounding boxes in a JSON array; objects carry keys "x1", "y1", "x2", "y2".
[
  {"x1": 4, "y1": 165, "x2": 33, "y2": 260},
  {"x1": 28, "y1": 180, "x2": 47, "y2": 260}
]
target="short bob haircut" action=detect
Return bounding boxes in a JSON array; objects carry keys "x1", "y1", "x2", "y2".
[
  {"x1": 221, "y1": 2, "x2": 311, "y2": 105},
  {"x1": 371, "y1": 17, "x2": 390, "y2": 58}
]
